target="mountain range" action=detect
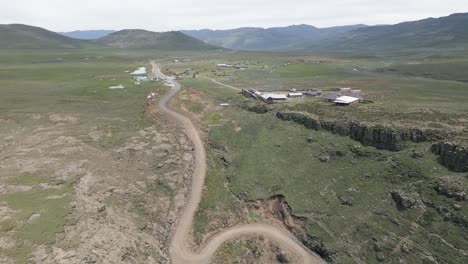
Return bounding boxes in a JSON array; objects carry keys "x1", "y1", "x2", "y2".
[
  {"x1": 182, "y1": 24, "x2": 368, "y2": 51},
  {"x1": 0, "y1": 25, "x2": 218, "y2": 50},
  {"x1": 1, "y1": 12, "x2": 467, "y2": 53},
  {"x1": 307, "y1": 13, "x2": 468, "y2": 53}
]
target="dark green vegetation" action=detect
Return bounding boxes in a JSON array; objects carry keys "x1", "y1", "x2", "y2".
[
  {"x1": 96, "y1": 29, "x2": 219, "y2": 50},
  {"x1": 172, "y1": 51, "x2": 468, "y2": 263}
]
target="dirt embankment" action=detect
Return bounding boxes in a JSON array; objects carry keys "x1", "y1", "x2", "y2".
[{"x1": 247, "y1": 195, "x2": 334, "y2": 262}]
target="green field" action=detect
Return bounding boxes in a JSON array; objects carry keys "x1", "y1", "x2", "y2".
[
  {"x1": 1, "y1": 45, "x2": 467, "y2": 263},
  {"x1": 174, "y1": 52, "x2": 468, "y2": 263}
]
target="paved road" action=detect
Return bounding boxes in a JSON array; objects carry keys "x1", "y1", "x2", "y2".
[{"x1": 152, "y1": 62, "x2": 325, "y2": 264}]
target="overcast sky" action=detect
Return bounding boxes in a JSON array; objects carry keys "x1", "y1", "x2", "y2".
[{"x1": 1, "y1": 0, "x2": 467, "y2": 32}]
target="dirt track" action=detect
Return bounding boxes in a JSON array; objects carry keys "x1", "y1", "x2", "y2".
[{"x1": 152, "y1": 62, "x2": 325, "y2": 264}]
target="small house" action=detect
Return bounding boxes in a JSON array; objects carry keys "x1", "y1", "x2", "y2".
[
  {"x1": 134, "y1": 76, "x2": 148, "y2": 82},
  {"x1": 303, "y1": 89, "x2": 322, "y2": 96},
  {"x1": 334, "y1": 96, "x2": 360, "y2": 105},
  {"x1": 288, "y1": 92, "x2": 304, "y2": 99},
  {"x1": 260, "y1": 93, "x2": 288, "y2": 104}
]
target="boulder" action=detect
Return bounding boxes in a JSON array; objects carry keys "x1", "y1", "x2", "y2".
[{"x1": 391, "y1": 190, "x2": 422, "y2": 210}]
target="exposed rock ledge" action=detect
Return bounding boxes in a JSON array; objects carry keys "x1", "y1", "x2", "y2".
[
  {"x1": 430, "y1": 142, "x2": 468, "y2": 172},
  {"x1": 276, "y1": 111, "x2": 444, "y2": 151}
]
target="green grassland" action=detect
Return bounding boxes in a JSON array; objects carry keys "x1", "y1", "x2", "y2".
[
  {"x1": 1, "y1": 44, "x2": 467, "y2": 263},
  {"x1": 207, "y1": 108, "x2": 467, "y2": 263},
  {"x1": 380, "y1": 59, "x2": 468, "y2": 82},
  {"x1": 175, "y1": 52, "x2": 468, "y2": 263}
]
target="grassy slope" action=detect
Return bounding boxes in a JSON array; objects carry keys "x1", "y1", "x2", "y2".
[
  {"x1": 96, "y1": 30, "x2": 219, "y2": 50},
  {"x1": 0, "y1": 24, "x2": 95, "y2": 49},
  {"x1": 308, "y1": 13, "x2": 468, "y2": 53},
  {"x1": 174, "y1": 52, "x2": 468, "y2": 263}
]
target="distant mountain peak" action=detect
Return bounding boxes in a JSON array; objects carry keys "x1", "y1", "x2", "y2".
[
  {"x1": 60, "y1": 30, "x2": 115, "y2": 40},
  {"x1": 0, "y1": 24, "x2": 90, "y2": 49},
  {"x1": 182, "y1": 24, "x2": 367, "y2": 51},
  {"x1": 95, "y1": 29, "x2": 219, "y2": 50}
]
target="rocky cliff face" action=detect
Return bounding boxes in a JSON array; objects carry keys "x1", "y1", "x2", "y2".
[
  {"x1": 431, "y1": 142, "x2": 468, "y2": 172},
  {"x1": 276, "y1": 111, "x2": 443, "y2": 151}
]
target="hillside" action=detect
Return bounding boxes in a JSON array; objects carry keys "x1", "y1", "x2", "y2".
[
  {"x1": 182, "y1": 24, "x2": 367, "y2": 51},
  {"x1": 0, "y1": 24, "x2": 89, "y2": 49},
  {"x1": 96, "y1": 29, "x2": 219, "y2": 50},
  {"x1": 60, "y1": 30, "x2": 115, "y2": 40},
  {"x1": 308, "y1": 13, "x2": 468, "y2": 53}
]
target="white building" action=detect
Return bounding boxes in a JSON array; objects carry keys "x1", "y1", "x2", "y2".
[
  {"x1": 260, "y1": 93, "x2": 288, "y2": 104},
  {"x1": 288, "y1": 92, "x2": 304, "y2": 99},
  {"x1": 334, "y1": 96, "x2": 360, "y2": 105}
]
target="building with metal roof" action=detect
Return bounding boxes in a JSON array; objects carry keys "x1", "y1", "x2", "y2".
[{"x1": 334, "y1": 96, "x2": 360, "y2": 105}]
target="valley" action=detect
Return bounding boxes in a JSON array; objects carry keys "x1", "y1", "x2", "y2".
[{"x1": 0, "y1": 10, "x2": 467, "y2": 264}]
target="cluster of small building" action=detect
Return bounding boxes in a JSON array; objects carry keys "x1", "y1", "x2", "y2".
[
  {"x1": 217, "y1": 63, "x2": 243, "y2": 69},
  {"x1": 130, "y1": 66, "x2": 159, "y2": 85},
  {"x1": 242, "y1": 87, "x2": 365, "y2": 106}
]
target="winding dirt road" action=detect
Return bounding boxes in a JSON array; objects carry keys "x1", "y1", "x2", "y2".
[{"x1": 152, "y1": 62, "x2": 325, "y2": 264}]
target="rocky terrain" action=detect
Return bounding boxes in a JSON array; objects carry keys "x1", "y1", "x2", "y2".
[
  {"x1": 0, "y1": 102, "x2": 194, "y2": 263},
  {"x1": 431, "y1": 142, "x2": 468, "y2": 172}
]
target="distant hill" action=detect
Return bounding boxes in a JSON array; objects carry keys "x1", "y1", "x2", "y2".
[
  {"x1": 182, "y1": 24, "x2": 367, "y2": 51},
  {"x1": 60, "y1": 30, "x2": 115, "y2": 40},
  {"x1": 308, "y1": 13, "x2": 468, "y2": 53},
  {"x1": 0, "y1": 24, "x2": 89, "y2": 49},
  {"x1": 96, "y1": 29, "x2": 219, "y2": 50}
]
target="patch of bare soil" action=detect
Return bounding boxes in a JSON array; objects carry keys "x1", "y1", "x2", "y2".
[
  {"x1": 172, "y1": 86, "x2": 222, "y2": 122},
  {"x1": 247, "y1": 195, "x2": 306, "y2": 232},
  {"x1": 247, "y1": 195, "x2": 333, "y2": 262}
]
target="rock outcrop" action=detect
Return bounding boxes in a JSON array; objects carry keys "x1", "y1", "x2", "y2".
[
  {"x1": 276, "y1": 111, "x2": 443, "y2": 151},
  {"x1": 390, "y1": 190, "x2": 423, "y2": 210},
  {"x1": 430, "y1": 142, "x2": 468, "y2": 172},
  {"x1": 435, "y1": 176, "x2": 467, "y2": 201}
]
